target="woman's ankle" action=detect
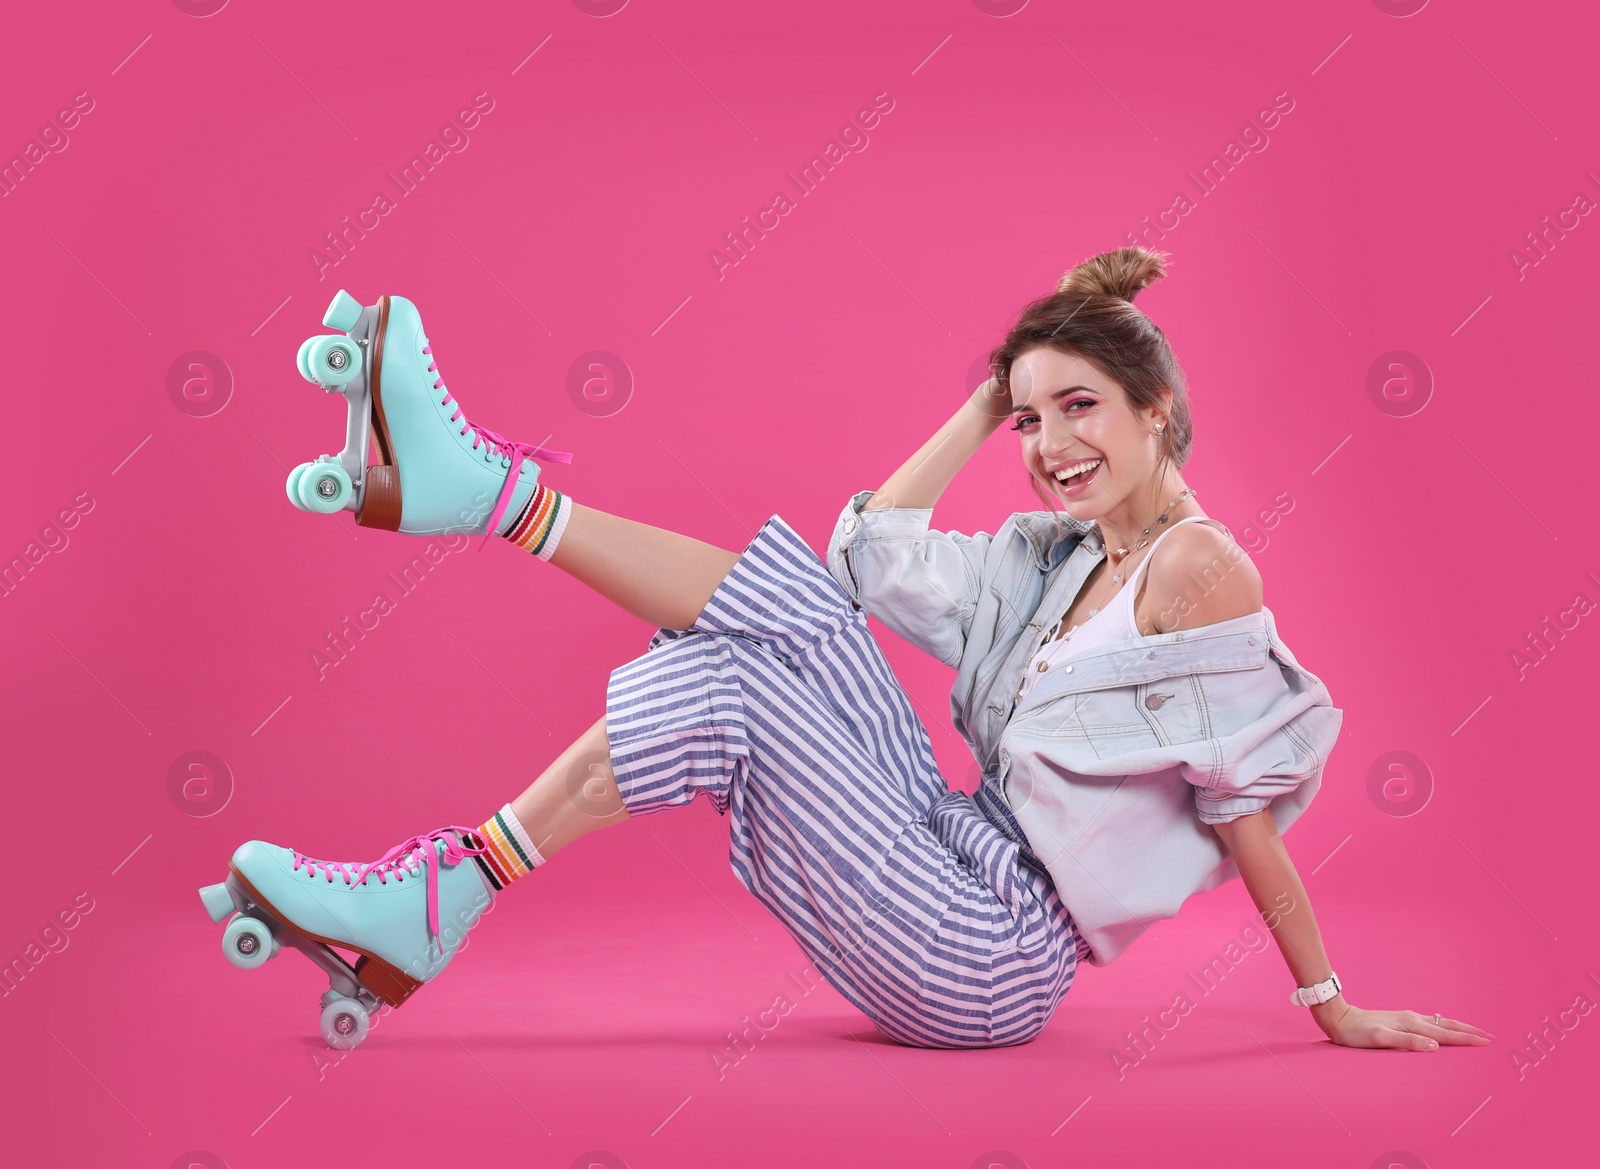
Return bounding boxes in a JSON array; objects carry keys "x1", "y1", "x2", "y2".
[{"x1": 501, "y1": 483, "x2": 571, "y2": 559}]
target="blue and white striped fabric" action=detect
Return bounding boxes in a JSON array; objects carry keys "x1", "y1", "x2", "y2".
[{"x1": 604, "y1": 514, "x2": 1087, "y2": 1048}]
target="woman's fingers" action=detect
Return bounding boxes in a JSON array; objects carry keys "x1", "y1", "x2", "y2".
[
  {"x1": 1431, "y1": 1015, "x2": 1495, "y2": 1044},
  {"x1": 1333, "y1": 1010, "x2": 1494, "y2": 1050},
  {"x1": 1374, "y1": 1024, "x2": 1438, "y2": 1051},
  {"x1": 1403, "y1": 1009, "x2": 1494, "y2": 1045}
]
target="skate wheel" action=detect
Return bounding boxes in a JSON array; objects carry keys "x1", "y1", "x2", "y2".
[
  {"x1": 285, "y1": 463, "x2": 314, "y2": 510},
  {"x1": 322, "y1": 289, "x2": 364, "y2": 333},
  {"x1": 319, "y1": 996, "x2": 370, "y2": 1050},
  {"x1": 305, "y1": 335, "x2": 362, "y2": 389},
  {"x1": 297, "y1": 461, "x2": 352, "y2": 513},
  {"x1": 222, "y1": 914, "x2": 276, "y2": 970},
  {"x1": 295, "y1": 337, "x2": 318, "y2": 384}
]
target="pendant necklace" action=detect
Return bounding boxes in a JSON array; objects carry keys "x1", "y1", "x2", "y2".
[{"x1": 1017, "y1": 487, "x2": 1200, "y2": 693}]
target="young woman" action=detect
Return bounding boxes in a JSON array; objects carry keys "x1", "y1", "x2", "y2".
[{"x1": 203, "y1": 246, "x2": 1492, "y2": 1055}]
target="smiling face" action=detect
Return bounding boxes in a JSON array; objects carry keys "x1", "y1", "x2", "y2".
[{"x1": 1007, "y1": 346, "x2": 1167, "y2": 520}]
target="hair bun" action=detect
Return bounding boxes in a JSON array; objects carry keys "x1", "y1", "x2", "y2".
[{"x1": 1057, "y1": 245, "x2": 1171, "y2": 303}]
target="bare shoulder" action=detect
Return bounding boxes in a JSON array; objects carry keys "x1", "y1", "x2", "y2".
[{"x1": 1140, "y1": 519, "x2": 1263, "y2": 635}]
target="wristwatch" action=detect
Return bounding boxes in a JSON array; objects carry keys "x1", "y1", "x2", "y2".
[{"x1": 1289, "y1": 970, "x2": 1342, "y2": 1006}]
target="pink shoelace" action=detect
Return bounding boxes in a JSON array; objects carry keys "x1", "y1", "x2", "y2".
[
  {"x1": 292, "y1": 826, "x2": 488, "y2": 953},
  {"x1": 423, "y1": 344, "x2": 575, "y2": 552}
]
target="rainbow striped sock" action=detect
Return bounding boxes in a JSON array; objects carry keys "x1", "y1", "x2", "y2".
[
  {"x1": 502, "y1": 482, "x2": 571, "y2": 561},
  {"x1": 472, "y1": 804, "x2": 546, "y2": 891}
]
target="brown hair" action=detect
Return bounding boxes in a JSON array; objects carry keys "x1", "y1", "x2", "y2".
[{"x1": 988, "y1": 245, "x2": 1193, "y2": 514}]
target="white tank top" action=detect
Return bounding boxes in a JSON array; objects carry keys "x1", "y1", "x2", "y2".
[{"x1": 1015, "y1": 515, "x2": 1230, "y2": 703}]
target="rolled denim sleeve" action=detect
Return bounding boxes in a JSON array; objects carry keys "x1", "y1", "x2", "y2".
[
  {"x1": 824, "y1": 489, "x2": 992, "y2": 669},
  {"x1": 1186, "y1": 701, "x2": 1344, "y2": 826},
  {"x1": 1192, "y1": 789, "x2": 1274, "y2": 825}
]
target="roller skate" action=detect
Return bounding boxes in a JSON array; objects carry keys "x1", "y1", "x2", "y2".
[
  {"x1": 286, "y1": 289, "x2": 575, "y2": 548},
  {"x1": 197, "y1": 827, "x2": 495, "y2": 1049}
]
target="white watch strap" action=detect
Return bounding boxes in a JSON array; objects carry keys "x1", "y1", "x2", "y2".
[{"x1": 1289, "y1": 970, "x2": 1341, "y2": 1006}]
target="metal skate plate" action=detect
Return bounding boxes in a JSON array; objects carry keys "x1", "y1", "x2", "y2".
[{"x1": 327, "y1": 304, "x2": 378, "y2": 518}]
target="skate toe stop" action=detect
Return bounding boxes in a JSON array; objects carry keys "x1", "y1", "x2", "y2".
[
  {"x1": 198, "y1": 882, "x2": 235, "y2": 923},
  {"x1": 324, "y1": 290, "x2": 364, "y2": 333}
]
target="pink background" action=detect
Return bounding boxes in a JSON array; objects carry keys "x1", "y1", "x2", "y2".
[{"x1": 2, "y1": 0, "x2": 1597, "y2": 1166}]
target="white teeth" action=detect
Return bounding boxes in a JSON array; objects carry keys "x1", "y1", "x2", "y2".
[{"x1": 1054, "y1": 459, "x2": 1102, "y2": 482}]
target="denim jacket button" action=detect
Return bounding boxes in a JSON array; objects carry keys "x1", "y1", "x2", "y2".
[
  {"x1": 1248, "y1": 636, "x2": 1257, "y2": 645},
  {"x1": 1146, "y1": 651, "x2": 1157, "y2": 659}
]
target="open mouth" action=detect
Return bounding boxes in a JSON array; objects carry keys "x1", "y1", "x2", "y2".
[{"x1": 1052, "y1": 458, "x2": 1103, "y2": 496}]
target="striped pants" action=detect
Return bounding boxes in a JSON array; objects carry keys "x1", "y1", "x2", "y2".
[{"x1": 603, "y1": 515, "x2": 1086, "y2": 1048}]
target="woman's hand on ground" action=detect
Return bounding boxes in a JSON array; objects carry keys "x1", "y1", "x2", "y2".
[{"x1": 1311, "y1": 999, "x2": 1495, "y2": 1051}]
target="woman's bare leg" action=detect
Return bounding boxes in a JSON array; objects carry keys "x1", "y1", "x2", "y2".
[
  {"x1": 508, "y1": 713, "x2": 628, "y2": 860},
  {"x1": 546, "y1": 501, "x2": 741, "y2": 632},
  {"x1": 498, "y1": 506, "x2": 742, "y2": 859}
]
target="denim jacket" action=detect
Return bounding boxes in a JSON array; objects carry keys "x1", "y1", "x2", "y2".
[{"x1": 824, "y1": 489, "x2": 1344, "y2": 966}]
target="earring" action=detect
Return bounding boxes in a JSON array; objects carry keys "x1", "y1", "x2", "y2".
[{"x1": 1153, "y1": 423, "x2": 1165, "y2": 433}]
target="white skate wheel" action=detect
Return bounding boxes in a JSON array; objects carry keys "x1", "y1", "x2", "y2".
[
  {"x1": 319, "y1": 996, "x2": 370, "y2": 1050},
  {"x1": 222, "y1": 915, "x2": 275, "y2": 970}
]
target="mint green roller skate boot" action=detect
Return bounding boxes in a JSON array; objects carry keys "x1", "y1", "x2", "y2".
[
  {"x1": 197, "y1": 827, "x2": 496, "y2": 1049},
  {"x1": 287, "y1": 289, "x2": 574, "y2": 550}
]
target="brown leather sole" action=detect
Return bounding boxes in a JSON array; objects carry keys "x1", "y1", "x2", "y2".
[
  {"x1": 353, "y1": 953, "x2": 424, "y2": 1007},
  {"x1": 228, "y1": 862, "x2": 426, "y2": 1009},
  {"x1": 354, "y1": 294, "x2": 403, "y2": 532}
]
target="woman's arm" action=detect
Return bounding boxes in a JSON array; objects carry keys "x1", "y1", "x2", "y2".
[
  {"x1": 822, "y1": 375, "x2": 1011, "y2": 667},
  {"x1": 862, "y1": 376, "x2": 1011, "y2": 511},
  {"x1": 1214, "y1": 808, "x2": 1494, "y2": 1052}
]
